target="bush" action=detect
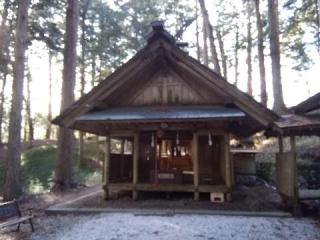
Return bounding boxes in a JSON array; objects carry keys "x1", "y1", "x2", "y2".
[
  {"x1": 0, "y1": 144, "x2": 102, "y2": 195},
  {"x1": 256, "y1": 162, "x2": 274, "y2": 182},
  {"x1": 0, "y1": 165, "x2": 4, "y2": 192}
]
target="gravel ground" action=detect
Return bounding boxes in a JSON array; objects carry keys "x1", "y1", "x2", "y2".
[{"x1": 2, "y1": 214, "x2": 318, "y2": 240}]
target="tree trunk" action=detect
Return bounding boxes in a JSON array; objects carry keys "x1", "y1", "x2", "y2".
[
  {"x1": 195, "y1": 0, "x2": 200, "y2": 61},
  {"x1": 316, "y1": 0, "x2": 320, "y2": 52},
  {"x1": 0, "y1": 69, "x2": 7, "y2": 144},
  {"x1": 254, "y1": 0, "x2": 267, "y2": 106},
  {"x1": 268, "y1": 0, "x2": 286, "y2": 113},
  {"x1": 202, "y1": 18, "x2": 209, "y2": 66},
  {"x1": 23, "y1": 108, "x2": 28, "y2": 143},
  {"x1": 45, "y1": 50, "x2": 53, "y2": 139},
  {"x1": 54, "y1": 0, "x2": 79, "y2": 191},
  {"x1": 247, "y1": 2, "x2": 253, "y2": 96},
  {"x1": 91, "y1": 54, "x2": 96, "y2": 87},
  {"x1": 0, "y1": 0, "x2": 11, "y2": 144},
  {"x1": 234, "y1": 25, "x2": 239, "y2": 86},
  {"x1": 4, "y1": 0, "x2": 29, "y2": 200},
  {"x1": 79, "y1": 0, "x2": 90, "y2": 169},
  {"x1": 198, "y1": 0, "x2": 221, "y2": 73},
  {"x1": 216, "y1": 29, "x2": 227, "y2": 80},
  {"x1": 26, "y1": 65, "x2": 34, "y2": 144}
]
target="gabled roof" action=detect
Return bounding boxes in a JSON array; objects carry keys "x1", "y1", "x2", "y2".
[
  {"x1": 52, "y1": 22, "x2": 279, "y2": 135},
  {"x1": 291, "y1": 92, "x2": 320, "y2": 114},
  {"x1": 266, "y1": 92, "x2": 320, "y2": 136}
]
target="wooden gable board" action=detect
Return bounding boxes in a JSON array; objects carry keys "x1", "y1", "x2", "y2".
[{"x1": 117, "y1": 68, "x2": 224, "y2": 106}]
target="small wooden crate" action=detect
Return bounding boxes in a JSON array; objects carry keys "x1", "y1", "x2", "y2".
[{"x1": 210, "y1": 192, "x2": 224, "y2": 203}]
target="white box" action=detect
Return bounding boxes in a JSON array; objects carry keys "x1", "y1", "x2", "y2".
[{"x1": 210, "y1": 192, "x2": 224, "y2": 203}]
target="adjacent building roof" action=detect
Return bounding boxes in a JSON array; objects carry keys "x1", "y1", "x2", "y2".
[
  {"x1": 271, "y1": 114, "x2": 320, "y2": 136},
  {"x1": 291, "y1": 92, "x2": 320, "y2": 115},
  {"x1": 266, "y1": 92, "x2": 320, "y2": 136}
]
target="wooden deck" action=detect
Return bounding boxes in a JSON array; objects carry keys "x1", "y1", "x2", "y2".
[{"x1": 108, "y1": 183, "x2": 229, "y2": 193}]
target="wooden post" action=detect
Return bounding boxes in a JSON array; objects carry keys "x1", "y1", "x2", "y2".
[
  {"x1": 277, "y1": 134, "x2": 288, "y2": 206},
  {"x1": 290, "y1": 135, "x2": 300, "y2": 215},
  {"x1": 224, "y1": 134, "x2": 232, "y2": 202},
  {"x1": 192, "y1": 132, "x2": 199, "y2": 201},
  {"x1": 103, "y1": 136, "x2": 110, "y2": 200},
  {"x1": 133, "y1": 133, "x2": 139, "y2": 200},
  {"x1": 278, "y1": 135, "x2": 284, "y2": 153}
]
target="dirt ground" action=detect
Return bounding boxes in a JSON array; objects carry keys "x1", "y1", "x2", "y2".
[
  {"x1": 0, "y1": 185, "x2": 100, "y2": 240},
  {"x1": 0, "y1": 186, "x2": 320, "y2": 240},
  {"x1": 2, "y1": 213, "x2": 320, "y2": 240}
]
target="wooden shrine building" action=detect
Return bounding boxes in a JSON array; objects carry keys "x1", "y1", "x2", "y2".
[{"x1": 53, "y1": 21, "x2": 282, "y2": 201}]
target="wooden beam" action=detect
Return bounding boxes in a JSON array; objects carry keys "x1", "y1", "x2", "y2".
[
  {"x1": 109, "y1": 131, "x2": 135, "y2": 137},
  {"x1": 103, "y1": 136, "x2": 110, "y2": 200},
  {"x1": 132, "y1": 132, "x2": 139, "y2": 200},
  {"x1": 108, "y1": 183, "x2": 229, "y2": 193},
  {"x1": 224, "y1": 134, "x2": 232, "y2": 201},
  {"x1": 192, "y1": 131, "x2": 199, "y2": 200},
  {"x1": 196, "y1": 129, "x2": 226, "y2": 136}
]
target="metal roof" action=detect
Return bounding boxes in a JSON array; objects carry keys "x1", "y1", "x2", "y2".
[{"x1": 77, "y1": 105, "x2": 246, "y2": 122}]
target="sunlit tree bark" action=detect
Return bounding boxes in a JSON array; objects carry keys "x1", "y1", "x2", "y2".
[
  {"x1": 4, "y1": 0, "x2": 29, "y2": 200},
  {"x1": 268, "y1": 0, "x2": 286, "y2": 113},
  {"x1": 54, "y1": 0, "x2": 79, "y2": 190}
]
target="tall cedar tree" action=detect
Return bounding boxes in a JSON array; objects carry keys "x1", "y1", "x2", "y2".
[
  {"x1": 268, "y1": 0, "x2": 286, "y2": 113},
  {"x1": 79, "y1": 0, "x2": 90, "y2": 169},
  {"x1": 54, "y1": 0, "x2": 79, "y2": 190},
  {"x1": 246, "y1": 1, "x2": 253, "y2": 96},
  {"x1": 4, "y1": 0, "x2": 29, "y2": 200},
  {"x1": 198, "y1": 0, "x2": 221, "y2": 73},
  {"x1": 46, "y1": 50, "x2": 53, "y2": 139},
  {"x1": 0, "y1": 0, "x2": 11, "y2": 143},
  {"x1": 195, "y1": 0, "x2": 201, "y2": 61},
  {"x1": 254, "y1": 0, "x2": 267, "y2": 106},
  {"x1": 234, "y1": 25, "x2": 239, "y2": 86},
  {"x1": 216, "y1": 29, "x2": 227, "y2": 79},
  {"x1": 25, "y1": 65, "x2": 34, "y2": 143},
  {"x1": 202, "y1": 16, "x2": 209, "y2": 66}
]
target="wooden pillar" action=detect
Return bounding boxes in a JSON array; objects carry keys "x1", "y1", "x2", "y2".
[
  {"x1": 278, "y1": 135, "x2": 284, "y2": 153},
  {"x1": 132, "y1": 133, "x2": 139, "y2": 200},
  {"x1": 290, "y1": 135, "x2": 300, "y2": 215},
  {"x1": 192, "y1": 132, "x2": 199, "y2": 201},
  {"x1": 224, "y1": 134, "x2": 232, "y2": 202},
  {"x1": 103, "y1": 136, "x2": 110, "y2": 200}
]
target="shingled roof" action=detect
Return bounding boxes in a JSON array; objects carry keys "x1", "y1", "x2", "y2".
[
  {"x1": 53, "y1": 22, "x2": 280, "y2": 137},
  {"x1": 292, "y1": 92, "x2": 320, "y2": 115}
]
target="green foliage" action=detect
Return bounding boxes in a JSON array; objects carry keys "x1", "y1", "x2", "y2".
[
  {"x1": 29, "y1": 0, "x2": 65, "y2": 51},
  {"x1": 283, "y1": 0, "x2": 319, "y2": 70},
  {"x1": 256, "y1": 162, "x2": 274, "y2": 182},
  {"x1": 0, "y1": 164, "x2": 5, "y2": 192},
  {"x1": 0, "y1": 144, "x2": 102, "y2": 194},
  {"x1": 22, "y1": 146, "x2": 56, "y2": 192}
]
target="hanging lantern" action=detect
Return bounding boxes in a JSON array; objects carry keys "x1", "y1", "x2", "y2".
[
  {"x1": 208, "y1": 131, "x2": 213, "y2": 146},
  {"x1": 151, "y1": 133, "x2": 155, "y2": 147},
  {"x1": 176, "y1": 132, "x2": 180, "y2": 145}
]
